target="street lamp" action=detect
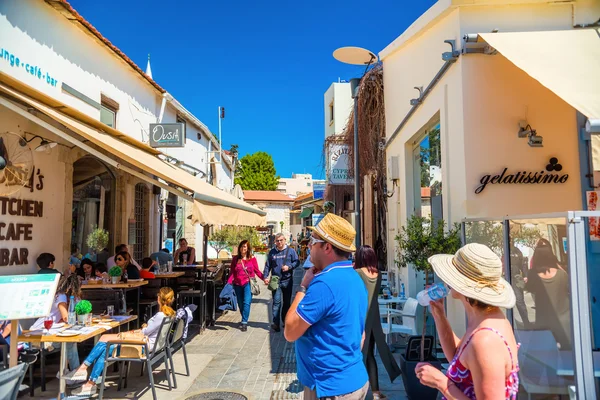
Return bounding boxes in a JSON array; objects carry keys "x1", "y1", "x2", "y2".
[{"x1": 333, "y1": 46, "x2": 377, "y2": 248}]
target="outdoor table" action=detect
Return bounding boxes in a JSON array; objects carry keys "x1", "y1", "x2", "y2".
[
  {"x1": 153, "y1": 271, "x2": 185, "y2": 295},
  {"x1": 525, "y1": 350, "x2": 600, "y2": 377},
  {"x1": 18, "y1": 315, "x2": 137, "y2": 399},
  {"x1": 81, "y1": 281, "x2": 148, "y2": 328}
]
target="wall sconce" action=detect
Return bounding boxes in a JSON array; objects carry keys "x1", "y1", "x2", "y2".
[
  {"x1": 518, "y1": 121, "x2": 543, "y2": 147},
  {"x1": 20, "y1": 135, "x2": 57, "y2": 154}
]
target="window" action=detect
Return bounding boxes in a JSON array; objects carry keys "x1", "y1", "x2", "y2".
[
  {"x1": 413, "y1": 121, "x2": 442, "y2": 221},
  {"x1": 329, "y1": 102, "x2": 334, "y2": 124},
  {"x1": 100, "y1": 95, "x2": 118, "y2": 128},
  {"x1": 133, "y1": 183, "x2": 149, "y2": 261},
  {"x1": 306, "y1": 182, "x2": 311, "y2": 187}
]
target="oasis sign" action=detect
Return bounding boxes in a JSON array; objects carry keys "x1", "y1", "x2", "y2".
[
  {"x1": 149, "y1": 123, "x2": 185, "y2": 148},
  {"x1": 475, "y1": 157, "x2": 568, "y2": 194}
]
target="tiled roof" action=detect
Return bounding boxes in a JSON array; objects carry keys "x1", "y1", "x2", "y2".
[
  {"x1": 45, "y1": 0, "x2": 166, "y2": 94},
  {"x1": 243, "y1": 191, "x2": 294, "y2": 202}
]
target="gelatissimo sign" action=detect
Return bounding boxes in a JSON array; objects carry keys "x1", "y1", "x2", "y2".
[
  {"x1": 149, "y1": 123, "x2": 185, "y2": 148},
  {"x1": 475, "y1": 157, "x2": 568, "y2": 194}
]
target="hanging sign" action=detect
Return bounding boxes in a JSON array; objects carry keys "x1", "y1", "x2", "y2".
[
  {"x1": 475, "y1": 157, "x2": 569, "y2": 194},
  {"x1": 0, "y1": 274, "x2": 60, "y2": 320},
  {"x1": 149, "y1": 123, "x2": 185, "y2": 148},
  {"x1": 328, "y1": 143, "x2": 353, "y2": 185}
]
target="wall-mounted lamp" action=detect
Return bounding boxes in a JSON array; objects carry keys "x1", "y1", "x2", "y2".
[
  {"x1": 20, "y1": 135, "x2": 57, "y2": 154},
  {"x1": 518, "y1": 121, "x2": 543, "y2": 147}
]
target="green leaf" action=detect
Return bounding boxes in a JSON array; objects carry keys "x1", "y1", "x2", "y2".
[
  {"x1": 108, "y1": 266, "x2": 122, "y2": 277},
  {"x1": 234, "y1": 151, "x2": 280, "y2": 190},
  {"x1": 86, "y1": 227, "x2": 109, "y2": 252},
  {"x1": 75, "y1": 300, "x2": 92, "y2": 315}
]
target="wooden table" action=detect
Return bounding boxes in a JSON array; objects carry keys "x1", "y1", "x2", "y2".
[
  {"x1": 81, "y1": 281, "x2": 147, "y2": 328},
  {"x1": 153, "y1": 272, "x2": 185, "y2": 279},
  {"x1": 18, "y1": 315, "x2": 137, "y2": 399}
]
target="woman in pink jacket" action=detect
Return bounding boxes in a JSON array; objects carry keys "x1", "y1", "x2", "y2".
[{"x1": 228, "y1": 240, "x2": 265, "y2": 331}]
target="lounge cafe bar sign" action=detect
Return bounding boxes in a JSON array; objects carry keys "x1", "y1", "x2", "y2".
[
  {"x1": 475, "y1": 157, "x2": 569, "y2": 194},
  {"x1": 149, "y1": 123, "x2": 185, "y2": 148}
]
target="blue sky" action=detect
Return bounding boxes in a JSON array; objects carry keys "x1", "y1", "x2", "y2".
[{"x1": 70, "y1": 0, "x2": 436, "y2": 179}]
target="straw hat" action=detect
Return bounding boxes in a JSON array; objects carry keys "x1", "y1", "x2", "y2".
[
  {"x1": 428, "y1": 243, "x2": 516, "y2": 308},
  {"x1": 308, "y1": 213, "x2": 356, "y2": 252}
]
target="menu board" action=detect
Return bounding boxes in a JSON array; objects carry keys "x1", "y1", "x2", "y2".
[{"x1": 0, "y1": 274, "x2": 60, "y2": 320}]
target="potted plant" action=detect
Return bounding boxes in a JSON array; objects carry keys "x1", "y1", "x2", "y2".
[
  {"x1": 395, "y1": 215, "x2": 461, "y2": 400},
  {"x1": 86, "y1": 227, "x2": 109, "y2": 253},
  {"x1": 75, "y1": 300, "x2": 93, "y2": 324},
  {"x1": 108, "y1": 266, "x2": 122, "y2": 284}
]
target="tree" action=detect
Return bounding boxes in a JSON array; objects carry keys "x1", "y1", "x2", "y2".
[
  {"x1": 465, "y1": 221, "x2": 504, "y2": 256},
  {"x1": 208, "y1": 227, "x2": 231, "y2": 258},
  {"x1": 395, "y1": 215, "x2": 461, "y2": 361},
  {"x1": 234, "y1": 151, "x2": 280, "y2": 190}
]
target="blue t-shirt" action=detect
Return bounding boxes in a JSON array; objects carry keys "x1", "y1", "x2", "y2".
[{"x1": 295, "y1": 260, "x2": 368, "y2": 397}]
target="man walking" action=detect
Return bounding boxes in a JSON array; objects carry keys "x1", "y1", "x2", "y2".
[
  {"x1": 284, "y1": 214, "x2": 368, "y2": 400},
  {"x1": 264, "y1": 233, "x2": 300, "y2": 332}
]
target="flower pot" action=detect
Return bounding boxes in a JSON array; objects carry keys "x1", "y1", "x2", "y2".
[
  {"x1": 77, "y1": 313, "x2": 90, "y2": 325},
  {"x1": 111, "y1": 276, "x2": 119, "y2": 284},
  {"x1": 399, "y1": 353, "x2": 442, "y2": 400}
]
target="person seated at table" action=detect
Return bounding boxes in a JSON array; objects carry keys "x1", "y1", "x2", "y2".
[
  {"x1": 70, "y1": 244, "x2": 81, "y2": 268},
  {"x1": 77, "y1": 258, "x2": 95, "y2": 281},
  {"x1": 37, "y1": 252, "x2": 61, "y2": 274},
  {"x1": 139, "y1": 257, "x2": 156, "y2": 279},
  {"x1": 107, "y1": 244, "x2": 141, "y2": 270},
  {"x1": 30, "y1": 274, "x2": 81, "y2": 375},
  {"x1": 150, "y1": 248, "x2": 174, "y2": 270},
  {"x1": 174, "y1": 238, "x2": 196, "y2": 265},
  {"x1": 67, "y1": 287, "x2": 176, "y2": 396},
  {"x1": 115, "y1": 251, "x2": 140, "y2": 280},
  {"x1": 94, "y1": 263, "x2": 109, "y2": 280}
]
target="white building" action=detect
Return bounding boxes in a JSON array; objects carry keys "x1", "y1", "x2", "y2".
[
  {"x1": 0, "y1": 0, "x2": 260, "y2": 273},
  {"x1": 243, "y1": 191, "x2": 294, "y2": 235},
  {"x1": 277, "y1": 173, "x2": 314, "y2": 197},
  {"x1": 324, "y1": 82, "x2": 353, "y2": 138}
]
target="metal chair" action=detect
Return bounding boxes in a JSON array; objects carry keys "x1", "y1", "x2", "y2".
[
  {"x1": 99, "y1": 316, "x2": 174, "y2": 400},
  {"x1": 0, "y1": 363, "x2": 28, "y2": 400},
  {"x1": 380, "y1": 297, "x2": 419, "y2": 344},
  {"x1": 166, "y1": 318, "x2": 190, "y2": 389},
  {"x1": 178, "y1": 271, "x2": 207, "y2": 328}
]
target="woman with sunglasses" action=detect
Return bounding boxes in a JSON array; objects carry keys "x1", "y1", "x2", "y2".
[
  {"x1": 227, "y1": 240, "x2": 265, "y2": 331},
  {"x1": 115, "y1": 251, "x2": 140, "y2": 280}
]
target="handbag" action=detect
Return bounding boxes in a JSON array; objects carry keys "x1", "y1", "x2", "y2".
[
  {"x1": 267, "y1": 247, "x2": 290, "y2": 292},
  {"x1": 116, "y1": 330, "x2": 146, "y2": 358},
  {"x1": 241, "y1": 259, "x2": 261, "y2": 296}
]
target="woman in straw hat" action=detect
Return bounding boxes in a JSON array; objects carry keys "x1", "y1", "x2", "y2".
[{"x1": 415, "y1": 243, "x2": 519, "y2": 400}]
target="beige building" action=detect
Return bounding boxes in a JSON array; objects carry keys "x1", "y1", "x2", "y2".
[
  {"x1": 324, "y1": 81, "x2": 353, "y2": 138},
  {"x1": 277, "y1": 173, "x2": 314, "y2": 197},
  {"x1": 242, "y1": 191, "x2": 294, "y2": 236}
]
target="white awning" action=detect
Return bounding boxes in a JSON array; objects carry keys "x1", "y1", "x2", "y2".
[
  {"x1": 0, "y1": 80, "x2": 266, "y2": 226},
  {"x1": 479, "y1": 28, "x2": 600, "y2": 169}
]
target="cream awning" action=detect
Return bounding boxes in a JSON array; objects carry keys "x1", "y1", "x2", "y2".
[
  {"x1": 0, "y1": 82, "x2": 266, "y2": 227},
  {"x1": 479, "y1": 28, "x2": 600, "y2": 169}
]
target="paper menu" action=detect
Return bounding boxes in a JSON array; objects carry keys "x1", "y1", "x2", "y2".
[{"x1": 0, "y1": 274, "x2": 60, "y2": 320}]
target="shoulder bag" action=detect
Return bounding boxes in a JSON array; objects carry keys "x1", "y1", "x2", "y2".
[
  {"x1": 241, "y1": 259, "x2": 261, "y2": 296},
  {"x1": 268, "y1": 247, "x2": 290, "y2": 292}
]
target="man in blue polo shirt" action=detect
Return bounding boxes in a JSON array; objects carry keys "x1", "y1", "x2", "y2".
[{"x1": 284, "y1": 214, "x2": 368, "y2": 400}]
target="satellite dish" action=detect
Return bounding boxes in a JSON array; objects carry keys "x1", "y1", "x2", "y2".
[{"x1": 333, "y1": 47, "x2": 377, "y2": 66}]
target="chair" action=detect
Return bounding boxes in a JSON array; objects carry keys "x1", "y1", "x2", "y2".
[
  {"x1": 177, "y1": 272, "x2": 207, "y2": 328},
  {"x1": 99, "y1": 316, "x2": 174, "y2": 400},
  {"x1": 516, "y1": 329, "x2": 572, "y2": 399},
  {"x1": 0, "y1": 363, "x2": 28, "y2": 400},
  {"x1": 166, "y1": 318, "x2": 190, "y2": 389},
  {"x1": 380, "y1": 297, "x2": 419, "y2": 344},
  {"x1": 140, "y1": 279, "x2": 161, "y2": 323},
  {"x1": 81, "y1": 289, "x2": 122, "y2": 315}
]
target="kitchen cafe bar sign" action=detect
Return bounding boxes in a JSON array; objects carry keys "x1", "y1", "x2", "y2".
[
  {"x1": 475, "y1": 157, "x2": 569, "y2": 194},
  {"x1": 149, "y1": 123, "x2": 185, "y2": 148}
]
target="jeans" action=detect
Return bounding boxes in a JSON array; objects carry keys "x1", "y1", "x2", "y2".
[
  {"x1": 233, "y1": 283, "x2": 252, "y2": 324},
  {"x1": 514, "y1": 286, "x2": 530, "y2": 327},
  {"x1": 272, "y1": 279, "x2": 293, "y2": 327},
  {"x1": 84, "y1": 341, "x2": 117, "y2": 382},
  {"x1": 51, "y1": 342, "x2": 80, "y2": 371}
]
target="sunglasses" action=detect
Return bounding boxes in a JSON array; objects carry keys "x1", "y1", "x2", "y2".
[
  {"x1": 116, "y1": 258, "x2": 124, "y2": 262},
  {"x1": 308, "y1": 236, "x2": 325, "y2": 247}
]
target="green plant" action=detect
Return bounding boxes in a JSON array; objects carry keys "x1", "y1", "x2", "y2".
[
  {"x1": 465, "y1": 221, "x2": 503, "y2": 256},
  {"x1": 395, "y1": 215, "x2": 461, "y2": 361},
  {"x1": 86, "y1": 227, "x2": 109, "y2": 252},
  {"x1": 108, "y1": 266, "x2": 122, "y2": 277},
  {"x1": 75, "y1": 300, "x2": 92, "y2": 315},
  {"x1": 234, "y1": 151, "x2": 280, "y2": 190}
]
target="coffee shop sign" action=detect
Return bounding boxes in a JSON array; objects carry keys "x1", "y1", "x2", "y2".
[
  {"x1": 475, "y1": 157, "x2": 568, "y2": 194},
  {"x1": 149, "y1": 123, "x2": 185, "y2": 148}
]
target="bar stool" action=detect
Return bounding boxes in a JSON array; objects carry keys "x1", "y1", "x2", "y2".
[{"x1": 177, "y1": 272, "x2": 207, "y2": 329}]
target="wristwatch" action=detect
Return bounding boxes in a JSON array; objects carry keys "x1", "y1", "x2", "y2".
[{"x1": 298, "y1": 286, "x2": 307, "y2": 293}]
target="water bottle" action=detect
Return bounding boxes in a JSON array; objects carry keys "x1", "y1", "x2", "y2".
[
  {"x1": 417, "y1": 283, "x2": 448, "y2": 306},
  {"x1": 68, "y1": 296, "x2": 76, "y2": 325},
  {"x1": 123, "y1": 270, "x2": 128, "y2": 283},
  {"x1": 400, "y1": 283, "x2": 406, "y2": 299}
]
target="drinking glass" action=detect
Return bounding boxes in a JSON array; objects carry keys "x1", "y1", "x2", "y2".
[
  {"x1": 43, "y1": 316, "x2": 53, "y2": 334},
  {"x1": 107, "y1": 305, "x2": 114, "y2": 317},
  {"x1": 182, "y1": 254, "x2": 188, "y2": 264}
]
